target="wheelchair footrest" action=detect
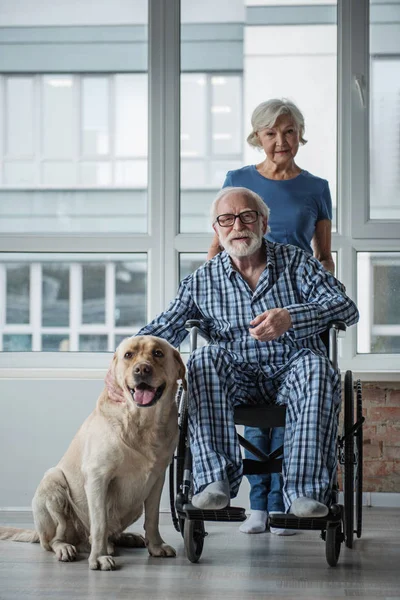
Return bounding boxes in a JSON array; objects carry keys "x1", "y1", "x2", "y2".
[
  {"x1": 269, "y1": 509, "x2": 341, "y2": 531},
  {"x1": 181, "y1": 504, "x2": 247, "y2": 522}
]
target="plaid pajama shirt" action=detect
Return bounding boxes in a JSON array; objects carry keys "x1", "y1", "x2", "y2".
[{"x1": 138, "y1": 240, "x2": 359, "y2": 510}]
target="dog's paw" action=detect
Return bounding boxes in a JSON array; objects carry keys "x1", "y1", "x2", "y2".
[
  {"x1": 88, "y1": 555, "x2": 116, "y2": 571},
  {"x1": 55, "y1": 543, "x2": 77, "y2": 562},
  {"x1": 148, "y1": 543, "x2": 176, "y2": 558}
]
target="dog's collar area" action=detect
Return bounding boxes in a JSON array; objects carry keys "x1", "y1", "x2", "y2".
[{"x1": 129, "y1": 382, "x2": 166, "y2": 407}]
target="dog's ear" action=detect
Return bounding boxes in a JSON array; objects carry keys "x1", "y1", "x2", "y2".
[{"x1": 173, "y1": 349, "x2": 187, "y2": 391}]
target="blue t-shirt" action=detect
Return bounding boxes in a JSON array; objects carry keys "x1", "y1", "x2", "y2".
[{"x1": 223, "y1": 165, "x2": 332, "y2": 255}]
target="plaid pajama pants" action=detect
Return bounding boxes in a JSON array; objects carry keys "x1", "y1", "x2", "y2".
[{"x1": 187, "y1": 345, "x2": 342, "y2": 511}]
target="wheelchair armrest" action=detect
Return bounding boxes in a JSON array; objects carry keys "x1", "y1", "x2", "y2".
[
  {"x1": 185, "y1": 320, "x2": 203, "y2": 330},
  {"x1": 185, "y1": 320, "x2": 211, "y2": 351},
  {"x1": 327, "y1": 320, "x2": 346, "y2": 338},
  {"x1": 325, "y1": 321, "x2": 346, "y2": 368}
]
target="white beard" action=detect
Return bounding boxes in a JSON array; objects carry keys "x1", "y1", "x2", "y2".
[{"x1": 221, "y1": 229, "x2": 263, "y2": 258}]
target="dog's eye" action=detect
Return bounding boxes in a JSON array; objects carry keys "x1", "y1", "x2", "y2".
[
  {"x1": 153, "y1": 349, "x2": 164, "y2": 358},
  {"x1": 124, "y1": 352, "x2": 134, "y2": 359}
]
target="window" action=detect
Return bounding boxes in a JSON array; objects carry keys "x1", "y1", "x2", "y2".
[
  {"x1": 0, "y1": 0, "x2": 399, "y2": 376},
  {"x1": 1, "y1": 255, "x2": 146, "y2": 352},
  {"x1": 0, "y1": 74, "x2": 148, "y2": 234}
]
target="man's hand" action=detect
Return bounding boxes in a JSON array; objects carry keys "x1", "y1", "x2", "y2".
[
  {"x1": 105, "y1": 368, "x2": 126, "y2": 403},
  {"x1": 249, "y1": 308, "x2": 292, "y2": 342}
]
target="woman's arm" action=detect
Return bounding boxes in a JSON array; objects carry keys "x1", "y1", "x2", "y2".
[{"x1": 312, "y1": 219, "x2": 335, "y2": 274}]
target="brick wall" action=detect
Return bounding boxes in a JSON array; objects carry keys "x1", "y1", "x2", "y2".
[{"x1": 361, "y1": 382, "x2": 400, "y2": 492}]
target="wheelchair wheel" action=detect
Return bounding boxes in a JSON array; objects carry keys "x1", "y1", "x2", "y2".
[
  {"x1": 343, "y1": 370, "x2": 354, "y2": 549},
  {"x1": 176, "y1": 385, "x2": 189, "y2": 536},
  {"x1": 184, "y1": 519, "x2": 205, "y2": 563},
  {"x1": 169, "y1": 384, "x2": 188, "y2": 535},
  {"x1": 355, "y1": 379, "x2": 363, "y2": 539},
  {"x1": 325, "y1": 525, "x2": 342, "y2": 567}
]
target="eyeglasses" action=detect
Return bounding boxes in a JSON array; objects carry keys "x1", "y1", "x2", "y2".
[{"x1": 215, "y1": 210, "x2": 260, "y2": 227}]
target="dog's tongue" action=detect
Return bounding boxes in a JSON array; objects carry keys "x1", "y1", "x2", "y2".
[{"x1": 134, "y1": 386, "x2": 156, "y2": 405}]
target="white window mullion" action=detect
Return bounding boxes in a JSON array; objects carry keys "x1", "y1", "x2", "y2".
[
  {"x1": 69, "y1": 263, "x2": 81, "y2": 351},
  {"x1": 0, "y1": 264, "x2": 5, "y2": 351},
  {"x1": 109, "y1": 75, "x2": 116, "y2": 185},
  {"x1": 106, "y1": 262, "x2": 116, "y2": 352},
  {"x1": 30, "y1": 263, "x2": 42, "y2": 351},
  {"x1": 75, "y1": 75, "x2": 81, "y2": 185},
  {"x1": 149, "y1": 0, "x2": 180, "y2": 312}
]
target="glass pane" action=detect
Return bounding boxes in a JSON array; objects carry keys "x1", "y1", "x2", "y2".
[
  {"x1": 369, "y1": 59, "x2": 400, "y2": 220},
  {"x1": 5, "y1": 77, "x2": 34, "y2": 156},
  {"x1": 3, "y1": 335, "x2": 32, "y2": 351},
  {"x1": 42, "y1": 162, "x2": 77, "y2": 186},
  {"x1": 115, "y1": 160, "x2": 148, "y2": 187},
  {"x1": 1, "y1": 253, "x2": 147, "y2": 353},
  {"x1": 115, "y1": 259, "x2": 147, "y2": 326},
  {"x1": 180, "y1": 189, "x2": 216, "y2": 233},
  {"x1": 79, "y1": 335, "x2": 108, "y2": 352},
  {"x1": 4, "y1": 162, "x2": 35, "y2": 186},
  {"x1": 211, "y1": 76, "x2": 241, "y2": 156},
  {"x1": 6, "y1": 264, "x2": 30, "y2": 324},
  {"x1": 357, "y1": 252, "x2": 400, "y2": 354},
  {"x1": 82, "y1": 264, "x2": 106, "y2": 325},
  {"x1": 82, "y1": 77, "x2": 109, "y2": 156},
  {"x1": 0, "y1": 190, "x2": 147, "y2": 234},
  {"x1": 180, "y1": 253, "x2": 207, "y2": 280},
  {"x1": 181, "y1": 74, "x2": 207, "y2": 158},
  {"x1": 42, "y1": 264, "x2": 69, "y2": 327},
  {"x1": 42, "y1": 334, "x2": 69, "y2": 352},
  {"x1": 79, "y1": 162, "x2": 112, "y2": 186},
  {"x1": 115, "y1": 74, "x2": 148, "y2": 157},
  {"x1": 43, "y1": 75, "x2": 76, "y2": 158},
  {"x1": 180, "y1": 2, "x2": 338, "y2": 237}
]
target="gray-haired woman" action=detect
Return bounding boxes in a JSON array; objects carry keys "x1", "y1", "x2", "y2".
[{"x1": 208, "y1": 98, "x2": 334, "y2": 535}]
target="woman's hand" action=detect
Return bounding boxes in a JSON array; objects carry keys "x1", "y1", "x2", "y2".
[
  {"x1": 207, "y1": 232, "x2": 223, "y2": 260},
  {"x1": 249, "y1": 308, "x2": 292, "y2": 341}
]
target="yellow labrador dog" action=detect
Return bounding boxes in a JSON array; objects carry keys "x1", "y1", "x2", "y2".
[{"x1": 0, "y1": 336, "x2": 186, "y2": 571}]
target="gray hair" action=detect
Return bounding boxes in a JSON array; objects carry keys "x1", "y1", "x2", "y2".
[
  {"x1": 246, "y1": 98, "x2": 307, "y2": 149},
  {"x1": 210, "y1": 187, "x2": 270, "y2": 229}
]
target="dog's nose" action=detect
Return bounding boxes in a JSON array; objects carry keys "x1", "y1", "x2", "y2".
[{"x1": 134, "y1": 362, "x2": 153, "y2": 376}]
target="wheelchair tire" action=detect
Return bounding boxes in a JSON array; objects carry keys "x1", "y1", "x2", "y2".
[
  {"x1": 343, "y1": 370, "x2": 354, "y2": 549},
  {"x1": 176, "y1": 386, "x2": 189, "y2": 536},
  {"x1": 325, "y1": 525, "x2": 342, "y2": 567},
  {"x1": 184, "y1": 519, "x2": 205, "y2": 563},
  {"x1": 355, "y1": 379, "x2": 363, "y2": 539}
]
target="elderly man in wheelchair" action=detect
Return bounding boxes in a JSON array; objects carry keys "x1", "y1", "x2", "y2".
[{"x1": 108, "y1": 186, "x2": 359, "y2": 548}]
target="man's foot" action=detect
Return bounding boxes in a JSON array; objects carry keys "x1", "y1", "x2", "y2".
[
  {"x1": 290, "y1": 497, "x2": 329, "y2": 518},
  {"x1": 239, "y1": 510, "x2": 267, "y2": 534},
  {"x1": 269, "y1": 511, "x2": 296, "y2": 536},
  {"x1": 191, "y1": 477, "x2": 230, "y2": 510}
]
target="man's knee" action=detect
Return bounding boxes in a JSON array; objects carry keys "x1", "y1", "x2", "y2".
[{"x1": 187, "y1": 345, "x2": 229, "y2": 375}]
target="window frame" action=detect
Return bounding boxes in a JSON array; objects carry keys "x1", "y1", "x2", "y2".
[{"x1": 0, "y1": 0, "x2": 399, "y2": 380}]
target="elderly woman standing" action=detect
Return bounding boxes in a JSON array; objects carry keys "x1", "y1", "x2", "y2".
[{"x1": 208, "y1": 98, "x2": 334, "y2": 535}]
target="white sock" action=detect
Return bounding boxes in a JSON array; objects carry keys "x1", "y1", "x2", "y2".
[
  {"x1": 239, "y1": 510, "x2": 268, "y2": 534},
  {"x1": 290, "y1": 497, "x2": 328, "y2": 518},
  {"x1": 269, "y1": 511, "x2": 296, "y2": 536},
  {"x1": 191, "y1": 477, "x2": 230, "y2": 510}
]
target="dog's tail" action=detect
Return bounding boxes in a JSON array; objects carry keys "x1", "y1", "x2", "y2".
[{"x1": 0, "y1": 526, "x2": 39, "y2": 543}]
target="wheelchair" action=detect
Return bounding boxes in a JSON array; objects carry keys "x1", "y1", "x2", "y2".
[{"x1": 169, "y1": 320, "x2": 364, "y2": 567}]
